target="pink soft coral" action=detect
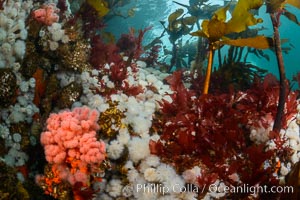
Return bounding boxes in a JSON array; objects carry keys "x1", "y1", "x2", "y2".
[
  {"x1": 38, "y1": 106, "x2": 106, "y2": 198},
  {"x1": 32, "y1": 3, "x2": 59, "y2": 26},
  {"x1": 40, "y1": 106, "x2": 106, "y2": 166}
]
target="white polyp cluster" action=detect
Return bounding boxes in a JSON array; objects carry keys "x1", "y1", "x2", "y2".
[
  {"x1": 0, "y1": 0, "x2": 33, "y2": 68},
  {"x1": 249, "y1": 123, "x2": 273, "y2": 144},
  {"x1": 105, "y1": 179, "x2": 123, "y2": 198},
  {"x1": 249, "y1": 113, "x2": 274, "y2": 144},
  {"x1": 182, "y1": 166, "x2": 202, "y2": 184},
  {"x1": 39, "y1": 22, "x2": 69, "y2": 51},
  {"x1": 203, "y1": 180, "x2": 227, "y2": 199},
  {"x1": 0, "y1": 123, "x2": 28, "y2": 167},
  {"x1": 127, "y1": 136, "x2": 151, "y2": 163},
  {"x1": 4, "y1": 147, "x2": 29, "y2": 167},
  {"x1": 0, "y1": 1, "x2": 47, "y2": 171},
  {"x1": 107, "y1": 139, "x2": 125, "y2": 160},
  {"x1": 6, "y1": 79, "x2": 38, "y2": 124},
  {"x1": 266, "y1": 100, "x2": 300, "y2": 184},
  {"x1": 120, "y1": 96, "x2": 154, "y2": 136},
  {"x1": 0, "y1": 72, "x2": 39, "y2": 169},
  {"x1": 0, "y1": 124, "x2": 10, "y2": 140}
]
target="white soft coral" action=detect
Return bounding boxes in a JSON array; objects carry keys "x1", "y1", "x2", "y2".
[{"x1": 128, "y1": 136, "x2": 150, "y2": 163}]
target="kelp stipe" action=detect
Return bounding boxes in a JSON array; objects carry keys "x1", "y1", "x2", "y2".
[{"x1": 266, "y1": 0, "x2": 300, "y2": 132}]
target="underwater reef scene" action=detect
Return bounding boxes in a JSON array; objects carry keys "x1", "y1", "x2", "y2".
[{"x1": 1, "y1": 0, "x2": 300, "y2": 199}]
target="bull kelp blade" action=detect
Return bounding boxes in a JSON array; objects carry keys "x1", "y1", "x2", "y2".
[
  {"x1": 212, "y1": 4, "x2": 229, "y2": 22},
  {"x1": 226, "y1": 0, "x2": 264, "y2": 34},
  {"x1": 182, "y1": 16, "x2": 197, "y2": 25},
  {"x1": 287, "y1": 0, "x2": 300, "y2": 9},
  {"x1": 283, "y1": 10, "x2": 300, "y2": 25},
  {"x1": 218, "y1": 36, "x2": 272, "y2": 49},
  {"x1": 167, "y1": 9, "x2": 184, "y2": 31},
  {"x1": 168, "y1": 8, "x2": 184, "y2": 25}
]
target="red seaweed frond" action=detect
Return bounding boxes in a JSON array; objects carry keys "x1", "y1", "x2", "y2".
[
  {"x1": 141, "y1": 45, "x2": 161, "y2": 67},
  {"x1": 134, "y1": 26, "x2": 152, "y2": 59},
  {"x1": 89, "y1": 36, "x2": 122, "y2": 68},
  {"x1": 116, "y1": 27, "x2": 152, "y2": 60},
  {"x1": 151, "y1": 72, "x2": 297, "y2": 196}
]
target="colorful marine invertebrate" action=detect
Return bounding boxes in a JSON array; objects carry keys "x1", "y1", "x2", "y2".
[
  {"x1": 37, "y1": 106, "x2": 106, "y2": 199},
  {"x1": 32, "y1": 3, "x2": 60, "y2": 26}
]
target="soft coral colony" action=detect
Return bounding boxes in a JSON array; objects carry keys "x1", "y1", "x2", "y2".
[
  {"x1": 0, "y1": 0, "x2": 299, "y2": 200},
  {"x1": 36, "y1": 106, "x2": 106, "y2": 199}
]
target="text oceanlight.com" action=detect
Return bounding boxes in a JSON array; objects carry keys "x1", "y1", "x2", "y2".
[
  {"x1": 208, "y1": 183, "x2": 293, "y2": 194},
  {"x1": 123, "y1": 183, "x2": 294, "y2": 196}
]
